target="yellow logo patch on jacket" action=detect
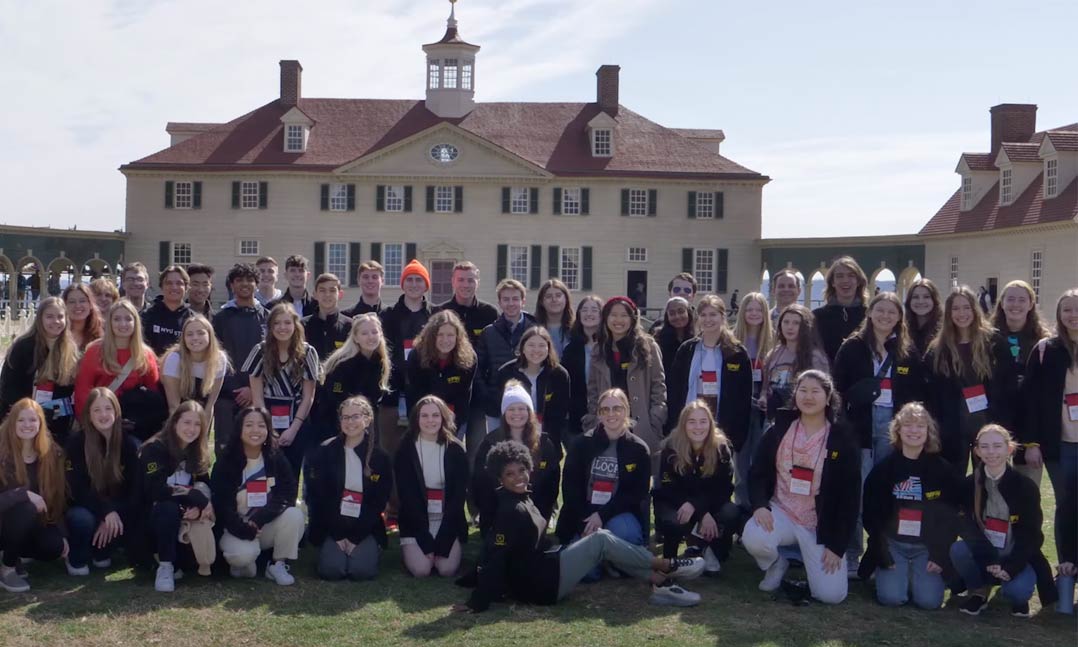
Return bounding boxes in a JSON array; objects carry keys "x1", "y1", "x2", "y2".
[
  {"x1": 146, "y1": 462, "x2": 159, "y2": 475},
  {"x1": 620, "y1": 362, "x2": 630, "y2": 370},
  {"x1": 1010, "y1": 514, "x2": 1019, "y2": 523},
  {"x1": 539, "y1": 461, "x2": 547, "y2": 469},
  {"x1": 335, "y1": 341, "x2": 344, "y2": 348},
  {"x1": 447, "y1": 376, "x2": 461, "y2": 384},
  {"x1": 726, "y1": 363, "x2": 741, "y2": 371},
  {"x1": 545, "y1": 393, "x2": 553, "y2": 401},
  {"x1": 626, "y1": 463, "x2": 637, "y2": 472},
  {"x1": 370, "y1": 473, "x2": 381, "y2": 482},
  {"x1": 494, "y1": 533, "x2": 506, "y2": 546},
  {"x1": 926, "y1": 490, "x2": 941, "y2": 500},
  {"x1": 830, "y1": 450, "x2": 839, "y2": 460},
  {"x1": 333, "y1": 382, "x2": 344, "y2": 393},
  {"x1": 473, "y1": 329, "x2": 484, "y2": 337},
  {"x1": 897, "y1": 366, "x2": 909, "y2": 375}
]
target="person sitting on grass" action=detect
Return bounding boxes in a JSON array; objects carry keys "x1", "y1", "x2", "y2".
[{"x1": 453, "y1": 440, "x2": 705, "y2": 613}]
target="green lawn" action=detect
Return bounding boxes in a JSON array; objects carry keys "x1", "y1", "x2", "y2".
[{"x1": 0, "y1": 477, "x2": 1072, "y2": 646}]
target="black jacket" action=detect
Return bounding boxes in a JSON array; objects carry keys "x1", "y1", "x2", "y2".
[
  {"x1": 472, "y1": 429, "x2": 561, "y2": 534},
  {"x1": 305, "y1": 436, "x2": 393, "y2": 547},
  {"x1": 490, "y1": 360, "x2": 571, "y2": 446},
  {"x1": 655, "y1": 324, "x2": 691, "y2": 385},
  {"x1": 466, "y1": 489, "x2": 559, "y2": 612},
  {"x1": 380, "y1": 295, "x2": 432, "y2": 407},
  {"x1": 317, "y1": 352, "x2": 388, "y2": 435},
  {"x1": 475, "y1": 313, "x2": 537, "y2": 413},
  {"x1": 141, "y1": 296, "x2": 193, "y2": 356},
  {"x1": 393, "y1": 437, "x2": 469, "y2": 556},
  {"x1": 267, "y1": 290, "x2": 318, "y2": 317},
  {"x1": 404, "y1": 353, "x2": 476, "y2": 432},
  {"x1": 137, "y1": 438, "x2": 211, "y2": 511},
  {"x1": 434, "y1": 297, "x2": 499, "y2": 347},
  {"x1": 665, "y1": 338, "x2": 753, "y2": 452},
  {"x1": 64, "y1": 430, "x2": 140, "y2": 519},
  {"x1": 210, "y1": 448, "x2": 297, "y2": 541},
  {"x1": 860, "y1": 451, "x2": 959, "y2": 576},
  {"x1": 0, "y1": 332, "x2": 76, "y2": 442},
  {"x1": 557, "y1": 427, "x2": 651, "y2": 544},
  {"x1": 212, "y1": 302, "x2": 268, "y2": 396},
  {"x1": 341, "y1": 298, "x2": 385, "y2": 319},
  {"x1": 749, "y1": 418, "x2": 861, "y2": 557},
  {"x1": 1021, "y1": 337, "x2": 1073, "y2": 460},
  {"x1": 302, "y1": 311, "x2": 352, "y2": 361},
  {"x1": 832, "y1": 336, "x2": 928, "y2": 448},
  {"x1": 813, "y1": 302, "x2": 866, "y2": 364},
  {"x1": 561, "y1": 334, "x2": 592, "y2": 440},
  {"x1": 653, "y1": 444, "x2": 734, "y2": 531}
]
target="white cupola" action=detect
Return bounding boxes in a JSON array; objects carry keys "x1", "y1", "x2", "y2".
[{"x1": 422, "y1": 0, "x2": 480, "y2": 119}]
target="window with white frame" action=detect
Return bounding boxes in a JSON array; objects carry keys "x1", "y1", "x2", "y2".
[
  {"x1": 461, "y1": 61, "x2": 473, "y2": 90},
  {"x1": 443, "y1": 59, "x2": 458, "y2": 89},
  {"x1": 1046, "y1": 158, "x2": 1058, "y2": 198},
  {"x1": 510, "y1": 188, "x2": 530, "y2": 214},
  {"x1": 172, "y1": 243, "x2": 192, "y2": 266},
  {"x1": 560, "y1": 247, "x2": 581, "y2": 290},
  {"x1": 694, "y1": 249, "x2": 715, "y2": 293},
  {"x1": 285, "y1": 124, "x2": 305, "y2": 152},
  {"x1": 627, "y1": 247, "x2": 648, "y2": 263},
  {"x1": 428, "y1": 60, "x2": 440, "y2": 89},
  {"x1": 434, "y1": 186, "x2": 454, "y2": 213},
  {"x1": 385, "y1": 185, "x2": 405, "y2": 212},
  {"x1": 961, "y1": 176, "x2": 972, "y2": 209},
  {"x1": 508, "y1": 245, "x2": 529, "y2": 284},
  {"x1": 327, "y1": 243, "x2": 348, "y2": 278},
  {"x1": 695, "y1": 191, "x2": 715, "y2": 219},
  {"x1": 239, "y1": 240, "x2": 260, "y2": 256},
  {"x1": 629, "y1": 188, "x2": 648, "y2": 216},
  {"x1": 1000, "y1": 168, "x2": 1013, "y2": 204},
  {"x1": 593, "y1": 129, "x2": 612, "y2": 157},
  {"x1": 329, "y1": 184, "x2": 349, "y2": 211},
  {"x1": 561, "y1": 188, "x2": 581, "y2": 215},
  {"x1": 1031, "y1": 250, "x2": 1043, "y2": 300},
  {"x1": 174, "y1": 181, "x2": 193, "y2": 209},
  {"x1": 241, "y1": 181, "x2": 260, "y2": 209},
  {"x1": 383, "y1": 244, "x2": 404, "y2": 285},
  {"x1": 949, "y1": 256, "x2": 958, "y2": 288}
]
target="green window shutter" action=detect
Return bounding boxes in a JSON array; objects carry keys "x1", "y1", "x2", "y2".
[
  {"x1": 348, "y1": 243, "x2": 361, "y2": 286},
  {"x1": 376, "y1": 185, "x2": 385, "y2": 211},
  {"x1": 496, "y1": 245, "x2": 508, "y2": 281},
  {"x1": 620, "y1": 189, "x2": 629, "y2": 216},
  {"x1": 548, "y1": 246, "x2": 560, "y2": 279},
  {"x1": 346, "y1": 184, "x2": 356, "y2": 211},
  {"x1": 647, "y1": 189, "x2": 657, "y2": 217},
  {"x1": 258, "y1": 181, "x2": 268, "y2": 209},
  {"x1": 231, "y1": 182, "x2": 240, "y2": 209},
  {"x1": 192, "y1": 181, "x2": 202, "y2": 209},
  {"x1": 553, "y1": 188, "x2": 562, "y2": 215},
  {"x1": 716, "y1": 191, "x2": 725, "y2": 219},
  {"x1": 716, "y1": 248, "x2": 729, "y2": 293},
  {"x1": 687, "y1": 191, "x2": 697, "y2": 219},
  {"x1": 454, "y1": 186, "x2": 463, "y2": 213},
  {"x1": 682, "y1": 248, "x2": 693, "y2": 273},
  {"x1": 581, "y1": 246, "x2": 593, "y2": 290},
  {"x1": 164, "y1": 181, "x2": 174, "y2": 209},
  {"x1": 314, "y1": 242, "x2": 326, "y2": 276},
  {"x1": 370, "y1": 242, "x2": 382, "y2": 264},
  {"x1": 320, "y1": 184, "x2": 329, "y2": 211},
  {"x1": 406, "y1": 243, "x2": 417, "y2": 262},
  {"x1": 159, "y1": 241, "x2": 171, "y2": 271},
  {"x1": 581, "y1": 188, "x2": 590, "y2": 215},
  {"x1": 529, "y1": 245, "x2": 542, "y2": 289},
  {"x1": 404, "y1": 186, "x2": 413, "y2": 212},
  {"x1": 529, "y1": 187, "x2": 539, "y2": 214},
  {"x1": 501, "y1": 187, "x2": 511, "y2": 213},
  {"x1": 425, "y1": 186, "x2": 435, "y2": 212}
]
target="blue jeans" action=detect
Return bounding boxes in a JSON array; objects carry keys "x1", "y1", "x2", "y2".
[
  {"x1": 1058, "y1": 574, "x2": 1076, "y2": 614},
  {"x1": 582, "y1": 512, "x2": 644, "y2": 581},
  {"x1": 849, "y1": 405, "x2": 893, "y2": 564},
  {"x1": 949, "y1": 540, "x2": 1036, "y2": 604},
  {"x1": 66, "y1": 506, "x2": 123, "y2": 568},
  {"x1": 1047, "y1": 442, "x2": 1077, "y2": 557},
  {"x1": 875, "y1": 538, "x2": 945, "y2": 609},
  {"x1": 734, "y1": 408, "x2": 765, "y2": 512}
]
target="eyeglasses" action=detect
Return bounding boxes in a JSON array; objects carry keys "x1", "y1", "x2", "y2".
[
  {"x1": 598, "y1": 405, "x2": 626, "y2": 415},
  {"x1": 341, "y1": 414, "x2": 368, "y2": 423}
]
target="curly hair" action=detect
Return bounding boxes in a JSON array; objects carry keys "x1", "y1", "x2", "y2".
[
  {"x1": 413, "y1": 310, "x2": 477, "y2": 370},
  {"x1": 485, "y1": 440, "x2": 534, "y2": 478}
]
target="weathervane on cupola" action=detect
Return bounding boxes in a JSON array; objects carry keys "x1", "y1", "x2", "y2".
[{"x1": 423, "y1": 0, "x2": 480, "y2": 118}]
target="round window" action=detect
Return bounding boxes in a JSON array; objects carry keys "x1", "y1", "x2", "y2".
[{"x1": 430, "y1": 143, "x2": 459, "y2": 163}]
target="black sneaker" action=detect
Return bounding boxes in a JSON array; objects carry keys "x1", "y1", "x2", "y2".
[
  {"x1": 1010, "y1": 602, "x2": 1031, "y2": 618},
  {"x1": 960, "y1": 595, "x2": 988, "y2": 616}
]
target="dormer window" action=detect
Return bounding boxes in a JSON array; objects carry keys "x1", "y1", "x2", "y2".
[
  {"x1": 428, "y1": 60, "x2": 441, "y2": 89},
  {"x1": 961, "y1": 176, "x2": 972, "y2": 209},
  {"x1": 284, "y1": 124, "x2": 306, "y2": 152},
  {"x1": 1045, "y1": 158, "x2": 1058, "y2": 198},
  {"x1": 592, "y1": 129, "x2": 612, "y2": 157},
  {"x1": 1000, "y1": 167, "x2": 1013, "y2": 204}
]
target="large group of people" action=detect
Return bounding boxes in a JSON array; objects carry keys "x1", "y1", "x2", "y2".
[{"x1": 0, "y1": 253, "x2": 1074, "y2": 619}]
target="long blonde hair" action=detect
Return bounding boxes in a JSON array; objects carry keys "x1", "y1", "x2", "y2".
[
  {"x1": 78, "y1": 388, "x2": 126, "y2": 496},
  {"x1": 21, "y1": 297, "x2": 80, "y2": 385},
  {"x1": 1056, "y1": 288, "x2": 1078, "y2": 366},
  {"x1": 96, "y1": 300, "x2": 151, "y2": 375},
  {"x1": 929, "y1": 286, "x2": 996, "y2": 381},
  {"x1": 262, "y1": 303, "x2": 308, "y2": 382},
  {"x1": 322, "y1": 313, "x2": 391, "y2": 392},
  {"x1": 694, "y1": 294, "x2": 740, "y2": 352},
  {"x1": 0, "y1": 399, "x2": 67, "y2": 523},
  {"x1": 163, "y1": 315, "x2": 230, "y2": 400},
  {"x1": 662, "y1": 399, "x2": 730, "y2": 477},
  {"x1": 972, "y1": 424, "x2": 1017, "y2": 530},
  {"x1": 734, "y1": 292, "x2": 774, "y2": 361}
]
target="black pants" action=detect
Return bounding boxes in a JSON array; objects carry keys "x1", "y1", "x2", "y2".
[
  {"x1": 1, "y1": 500, "x2": 65, "y2": 566},
  {"x1": 655, "y1": 500, "x2": 741, "y2": 560},
  {"x1": 149, "y1": 501, "x2": 197, "y2": 569}
]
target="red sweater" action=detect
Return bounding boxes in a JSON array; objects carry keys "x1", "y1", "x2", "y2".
[{"x1": 74, "y1": 343, "x2": 160, "y2": 416}]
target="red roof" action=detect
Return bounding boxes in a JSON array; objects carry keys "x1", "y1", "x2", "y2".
[
  {"x1": 122, "y1": 99, "x2": 763, "y2": 180},
  {"x1": 1000, "y1": 142, "x2": 1042, "y2": 163},
  {"x1": 919, "y1": 174, "x2": 1077, "y2": 235},
  {"x1": 1045, "y1": 130, "x2": 1078, "y2": 152},
  {"x1": 960, "y1": 153, "x2": 995, "y2": 172}
]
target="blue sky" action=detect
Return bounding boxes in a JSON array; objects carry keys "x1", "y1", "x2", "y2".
[{"x1": 1, "y1": 0, "x2": 1074, "y2": 237}]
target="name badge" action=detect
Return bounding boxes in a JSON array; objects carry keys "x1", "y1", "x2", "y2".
[
  {"x1": 962, "y1": 385, "x2": 988, "y2": 413},
  {"x1": 33, "y1": 382, "x2": 55, "y2": 404},
  {"x1": 1066, "y1": 393, "x2": 1078, "y2": 422},
  {"x1": 269, "y1": 403, "x2": 291, "y2": 431},
  {"x1": 789, "y1": 466, "x2": 814, "y2": 496},
  {"x1": 752, "y1": 360, "x2": 762, "y2": 383},
  {"x1": 426, "y1": 488, "x2": 444, "y2": 515},
  {"x1": 984, "y1": 516, "x2": 1008, "y2": 549},
  {"x1": 340, "y1": 489, "x2": 363, "y2": 518},
  {"x1": 700, "y1": 371, "x2": 718, "y2": 396},
  {"x1": 590, "y1": 479, "x2": 614, "y2": 505},
  {"x1": 897, "y1": 508, "x2": 922, "y2": 538},
  {"x1": 404, "y1": 338, "x2": 414, "y2": 362},
  {"x1": 246, "y1": 479, "x2": 268, "y2": 508},
  {"x1": 876, "y1": 378, "x2": 893, "y2": 407}
]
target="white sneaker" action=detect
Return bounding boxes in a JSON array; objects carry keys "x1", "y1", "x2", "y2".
[
  {"x1": 666, "y1": 556, "x2": 705, "y2": 580},
  {"x1": 229, "y1": 563, "x2": 257, "y2": 579},
  {"x1": 759, "y1": 555, "x2": 789, "y2": 592},
  {"x1": 92, "y1": 558, "x2": 112, "y2": 569},
  {"x1": 650, "y1": 581, "x2": 701, "y2": 607},
  {"x1": 703, "y1": 547, "x2": 721, "y2": 575},
  {"x1": 265, "y1": 560, "x2": 295, "y2": 586},
  {"x1": 65, "y1": 559, "x2": 89, "y2": 577},
  {"x1": 154, "y1": 562, "x2": 175, "y2": 593}
]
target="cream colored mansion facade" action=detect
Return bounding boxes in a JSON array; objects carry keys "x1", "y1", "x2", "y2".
[{"x1": 121, "y1": 7, "x2": 768, "y2": 310}]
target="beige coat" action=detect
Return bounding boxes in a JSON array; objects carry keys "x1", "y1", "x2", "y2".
[{"x1": 583, "y1": 336, "x2": 668, "y2": 454}]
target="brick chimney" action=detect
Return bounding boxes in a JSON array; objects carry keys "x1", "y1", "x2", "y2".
[
  {"x1": 596, "y1": 65, "x2": 620, "y2": 116},
  {"x1": 280, "y1": 60, "x2": 303, "y2": 107},
  {"x1": 990, "y1": 103, "x2": 1036, "y2": 157}
]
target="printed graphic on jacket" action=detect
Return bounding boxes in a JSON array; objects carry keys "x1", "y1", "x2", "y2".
[{"x1": 892, "y1": 476, "x2": 923, "y2": 501}]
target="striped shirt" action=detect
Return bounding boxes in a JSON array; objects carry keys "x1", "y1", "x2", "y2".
[{"x1": 242, "y1": 341, "x2": 320, "y2": 403}]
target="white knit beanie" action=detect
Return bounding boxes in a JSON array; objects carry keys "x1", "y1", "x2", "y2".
[{"x1": 501, "y1": 384, "x2": 534, "y2": 415}]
